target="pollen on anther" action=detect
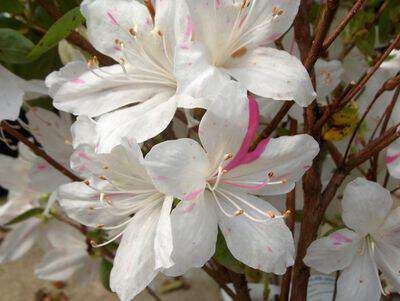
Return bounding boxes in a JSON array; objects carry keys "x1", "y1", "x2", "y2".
[
  {"x1": 267, "y1": 171, "x2": 274, "y2": 178},
  {"x1": 272, "y1": 7, "x2": 284, "y2": 17},
  {"x1": 84, "y1": 180, "x2": 90, "y2": 186},
  {"x1": 234, "y1": 209, "x2": 244, "y2": 216},
  {"x1": 231, "y1": 47, "x2": 247, "y2": 58},
  {"x1": 284, "y1": 210, "x2": 292, "y2": 219},
  {"x1": 96, "y1": 223, "x2": 105, "y2": 228},
  {"x1": 90, "y1": 240, "x2": 97, "y2": 247},
  {"x1": 99, "y1": 175, "x2": 108, "y2": 180},
  {"x1": 267, "y1": 211, "x2": 276, "y2": 218},
  {"x1": 103, "y1": 166, "x2": 109, "y2": 170},
  {"x1": 129, "y1": 28, "x2": 136, "y2": 36}
]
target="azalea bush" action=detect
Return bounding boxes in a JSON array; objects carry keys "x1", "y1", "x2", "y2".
[{"x1": 0, "y1": 0, "x2": 400, "y2": 300}]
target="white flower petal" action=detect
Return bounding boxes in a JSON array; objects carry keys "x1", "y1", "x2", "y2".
[
  {"x1": 199, "y1": 81, "x2": 249, "y2": 170},
  {"x1": 304, "y1": 229, "x2": 362, "y2": 274},
  {"x1": 96, "y1": 92, "x2": 177, "y2": 150},
  {"x1": 0, "y1": 68, "x2": 24, "y2": 121},
  {"x1": 110, "y1": 205, "x2": 161, "y2": 301},
  {"x1": 154, "y1": 196, "x2": 174, "y2": 270},
  {"x1": 0, "y1": 218, "x2": 42, "y2": 263},
  {"x1": 35, "y1": 249, "x2": 87, "y2": 282},
  {"x1": 145, "y1": 138, "x2": 209, "y2": 200},
  {"x1": 225, "y1": 47, "x2": 316, "y2": 106},
  {"x1": 342, "y1": 178, "x2": 392, "y2": 236},
  {"x1": 81, "y1": 0, "x2": 151, "y2": 59},
  {"x1": 386, "y1": 139, "x2": 400, "y2": 179},
  {"x1": 71, "y1": 115, "x2": 99, "y2": 149},
  {"x1": 216, "y1": 191, "x2": 294, "y2": 274},
  {"x1": 336, "y1": 247, "x2": 381, "y2": 301},
  {"x1": 224, "y1": 134, "x2": 319, "y2": 195},
  {"x1": 374, "y1": 241, "x2": 400, "y2": 291},
  {"x1": 164, "y1": 194, "x2": 218, "y2": 276},
  {"x1": 315, "y1": 59, "x2": 344, "y2": 102},
  {"x1": 0, "y1": 155, "x2": 31, "y2": 191}
]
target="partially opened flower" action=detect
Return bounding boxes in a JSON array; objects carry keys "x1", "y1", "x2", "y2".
[
  {"x1": 0, "y1": 64, "x2": 47, "y2": 122},
  {"x1": 304, "y1": 178, "x2": 400, "y2": 301},
  {"x1": 58, "y1": 139, "x2": 174, "y2": 301},
  {"x1": 35, "y1": 221, "x2": 100, "y2": 285},
  {"x1": 174, "y1": 0, "x2": 316, "y2": 108},
  {"x1": 47, "y1": 0, "x2": 194, "y2": 152},
  {"x1": 144, "y1": 81, "x2": 319, "y2": 275}
]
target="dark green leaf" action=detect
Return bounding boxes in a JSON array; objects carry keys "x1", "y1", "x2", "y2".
[
  {"x1": 100, "y1": 259, "x2": 113, "y2": 292},
  {"x1": 214, "y1": 229, "x2": 245, "y2": 274},
  {"x1": 29, "y1": 7, "x2": 85, "y2": 59},
  {"x1": 0, "y1": 29, "x2": 35, "y2": 64},
  {"x1": 0, "y1": 0, "x2": 24, "y2": 14},
  {"x1": 5, "y1": 208, "x2": 44, "y2": 226}
]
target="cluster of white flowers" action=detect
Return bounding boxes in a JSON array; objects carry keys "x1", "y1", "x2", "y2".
[{"x1": 0, "y1": 1, "x2": 399, "y2": 301}]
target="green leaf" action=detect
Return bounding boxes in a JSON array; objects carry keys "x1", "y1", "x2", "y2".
[
  {"x1": 0, "y1": 29, "x2": 35, "y2": 64},
  {"x1": 0, "y1": 0, "x2": 24, "y2": 14},
  {"x1": 5, "y1": 208, "x2": 44, "y2": 226},
  {"x1": 29, "y1": 7, "x2": 85, "y2": 59},
  {"x1": 214, "y1": 229, "x2": 245, "y2": 274},
  {"x1": 100, "y1": 259, "x2": 113, "y2": 292}
]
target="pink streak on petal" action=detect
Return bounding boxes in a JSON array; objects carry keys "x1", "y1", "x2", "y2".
[
  {"x1": 225, "y1": 95, "x2": 260, "y2": 171},
  {"x1": 183, "y1": 188, "x2": 203, "y2": 201},
  {"x1": 184, "y1": 16, "x2": 193, "y2": 42},
  {"x1": 222, "y1": 180, "x2": 269, "y2": 190},
  {"x1": 239, "y1": 138, "x2": 270, "y2": 166},
  {"x1": 77, "y1": 151, "x2": 91, "y2": 161},
  {"x1": 36, "y1": 162, "x2": 49, "y2": 172},
  {"x1": 331, "y1": 232, "x2": 353, "y2": 247},
  {"x1": 267, "y1": 247, "x2": 273, "y2": 254},
  {"x1": 70, "y1": 78, "x2": 85, "y2": 84},
  {"x1": 184, "y1": 202, "x2": 196, "y2": 213},
  {"x1": 107, "y1": 11, "x2": 118, "y2": 25},
  {"x1": 386, "y1": 153, "x2": 400, "y2": 164},
  {"x1": 216, "y1": 0, "x2": 221, "y2": 8},
  {"x1": 155, "y1": 175, "x2": 168, "y2": 181}
]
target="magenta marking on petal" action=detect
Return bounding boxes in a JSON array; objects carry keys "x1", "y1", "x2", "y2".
[
  {"x1": 331, "y1": 232, "x2": 353, "y2": 247},
  {"x1": 145, "y1": 17, "x2": 152, "y2": 25},
  {"x1": 70, "y1": 78, "x2": 85, "y2": 84},
  {"x1": 36, "y1": 162, "x2": 49, "y2": 172},
  {"x1": 222, "y1": 180, "x2": 269, "y2": 190},
  {"x1": 183, "y1": 188, "x2": 203, "y2": 201},
  {"x1": 184, "y1": 202, "x2": 195, "y2": 213},
  {"x1": 107, "y1": 11, "x2": 118, "y2": 25},
  {"x1": 225, "y1": 95, "x2": 260, "y2": 171},
  {"x1": 266, "y1": 247, "x2": 273, "y2": 254},
  {"x1": 154, "y1": 175, "x2": 168, "y2": 181},
  {"x1": 239, "y1": 138, "x2": 270, "y2": 166},
  {"x1": 216, "y1": 0, "x2": 221, "y2": 8},
  {"x1": 77, "y1": 151, "x2": 91, "y2": 161},
  {"x1": 184, "y1": 16, "x2": 193, "y2": 42},
  {"x1": 303, "y1": 165, "x2": 312, "y2": 171},
  {"x1": 386, "y1": 153, "x2": 400, "y2": 164}
]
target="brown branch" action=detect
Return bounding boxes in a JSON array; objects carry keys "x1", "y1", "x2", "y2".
[
  {"x1": 35, "y1": 0, "x2": 114, "y2": 66},
  {"x1": 322, "y1": 0, "x2": 366, "y2": 51},
  {"x1": 145, "y1": 0, "x2": 155, "y2": 23},
  {"x1": 314, "y1": 34, "x2": 400, "y2": 133},
  {"x1": 1, "y1": 122, "x2": 82, "y2": 182},
  {"x1": 279, "y1": 119, "x2": 297, "y2": 301},
  {"x1": 202, "y1": 266, "x2": 236, "y2": 300},
  {"x1": 228, "y1": 270, "x2": 251, "y2": 301}
]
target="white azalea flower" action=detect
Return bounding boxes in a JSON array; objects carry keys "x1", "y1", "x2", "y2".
[
  {"x1": 304, "y1": 178, "x2": 400, "y2": 301},
  {"x1": 57, "y1": 139, "x2": 174, "y2": 301},
  {"x1": 47, "y1": 0, "x2": 194, "y2": 152},
  {"x1": 144, "y1": 82, "x2": 319, "y2": 275},
  {"x1": 0, "y1": 64, "x2": 47, "y2": 122},
  {"x1": 35, "y1": 221, "x2": 100, "y2": 285},
  {"x1": 174, "y1": 0, "x2": 316, "y2": 108}
]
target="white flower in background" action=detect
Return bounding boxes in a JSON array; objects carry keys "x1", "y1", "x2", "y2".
[
  {"x1": 0, "y1": 64, "x2": 47, "y2": 122},
  {"x1": 35, "y1": 221, "x2": 100, "y2": 285},
  {"x1": 304, "y1": 178, "x2": 400, "y2": 301},
  {"x1": 387, "y1": 139, "x2": 400, "y2": 179},
  {"x1": 47, "y1": 0, "x2": 194, "y2": 152},
  {"x1": 144, "y1": 82, "x2": 319, "y2": 275},
  {"x1": 174, "y1": 0, "x2": 316, "y2": 109},
  {"x1": 58, "y1": 139, "x2": 174, "y2": 301}
]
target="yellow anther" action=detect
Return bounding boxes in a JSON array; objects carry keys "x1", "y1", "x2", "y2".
[
  {"x1": 234, "y1": 209, "x2": 244, "y2": 216},
  {"x1": 267, "y1": 211, "x2": 276, "y2": 218}
]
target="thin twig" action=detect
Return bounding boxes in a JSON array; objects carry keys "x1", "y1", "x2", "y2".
[
  {"x1": 1, "y1": 122, "x2": 82, "y2": 182},
  {"x1": 146, "y1": 287, "x2": 162, "y2": 301},
  {"x1": 202, "y1": 266, "x2": 236, "y2": 300}
]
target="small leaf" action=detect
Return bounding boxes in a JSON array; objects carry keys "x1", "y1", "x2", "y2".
[
  {"x1": 5, "y1": 208, "x2": 44, "y2": 226},
  {"x1": 0, "y1": 29, "x2": 35, "y2": 64},
  {"x1": 100, "y1": 259, "x2": 113, "y2": 292},
  {"x1": 214, "y1": 229, "x2": 245, "y2": 274},
  {"x1": 29, "y1": 7, "x2": 85, "y2": 59},
  {"x1": 0, "y1": 0, "x2": 24, "y2": 14}
]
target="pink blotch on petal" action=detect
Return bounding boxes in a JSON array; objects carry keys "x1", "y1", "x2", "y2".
[
  {"x1": 70, "y1": 78, "x2": 85, "y2": 84},
  {"x1": 267, "y1": 247, "x2": 273, "y2": 254},
  {"x1": 77, "y1": 151, "x2": 91, "y2": 161},
  {"x1": 183, "y1": 188, "x2": 203, "y2": 201},
  {"x1": 107, "y1": 11, "x2": 118, "y2": 25},
  {"x1": 331, "y1": 232, "x2": 353, "y2": 247},
  {"x1": 36, "y1": 162, "x2": 49, "y2": 172},
  {"x1": 184, "y1": 202, "x2": 196, "y2": 213},
  {"x1": 386, "y1": 153, "x2": 400, "y2": 164},
  {"x1": 155, "y1": 175, "x2": 168, "y2": 181}
]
